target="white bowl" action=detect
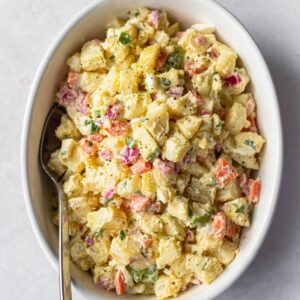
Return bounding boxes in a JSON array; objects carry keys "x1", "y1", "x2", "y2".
[{"x1": 21, "y1": 0, "x2": 283, "y2": 299}]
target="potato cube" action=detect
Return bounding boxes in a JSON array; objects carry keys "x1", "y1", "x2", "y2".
[
  {"x1": 161, "y1": 214, "x2": 186, "y2": 241},
  {"x1": 117, "y1": 175, "x2": 141, "y2": 198},
  {"x1": 55, "y1": 114, "x2": 81, "y2": 140},
  {"x1": 162, "y1": 132, "x2": 190, "y2": 162},
  {"x1": 70, "y1": 237, "x2": 93, "y2": 271},
  {"x1": 234, "y1": 132, "x2": 265, "y2": 154},
  {"x1": 69, "y1": 196, "x2": 98, "y2": 224},
  {"x1": 167, "y1": 196, "x2": 189, "y2": 223},
  {"x1": 156, "y1": 237, "x2": 182, "y2": 269},
  {"x1": 154, "y1": 275, "x2": 182, "y2": 299},
  {"x1": 138, "y1": 44, "x2": 160, "y2": 71},
  {"x1": 141, "y1": 171, "x2": 157, "y2": 199},
  {"x1": 209, "y1": 239, "x2": 238, "y2": 266},
  {"x1": 119, "y1": 69, "x2": 139, "y2": 94},
  {"x1": 124, "y1": 93, "x2": 151, "y2": 120},
  {"x1": 80, "y1": 40, "x2": 106, "y2": 71},
  {"x1": 47, "y1": 149, "x2": 66, "y2": 176},
  {"x1": 135, "y1": 212, "x2": 163, "y2": 235},
  {"x1": 176, "y1": 116, "x2": 202, "y2": 139},
  {"x1": 85, "y1": 238, "x2": 110, "y2": 266}
]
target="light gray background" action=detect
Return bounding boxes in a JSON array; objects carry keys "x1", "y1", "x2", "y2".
[{"x1": 0, "y1": 0, "x2": 299, "y2": 299}]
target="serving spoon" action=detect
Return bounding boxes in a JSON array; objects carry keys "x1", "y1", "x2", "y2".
[{"x1": 39, "y1": 104, "x2": 72, "y2": 300}]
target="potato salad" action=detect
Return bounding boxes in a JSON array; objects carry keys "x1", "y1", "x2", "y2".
[{"x1": 48, "y1": 7, "x2": 265, "y2": 299}]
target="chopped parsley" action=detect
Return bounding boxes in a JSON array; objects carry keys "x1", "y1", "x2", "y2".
[
  {"x1": 191, "y1": 213, "x2": 211, "y2": 228},
  {"x1": 119, "y1": 32, "x2": 131, "y2": 45},
  {"x1": 60, "y1": 150, "x2": 67, "y2": 156},
  {"x1": 90, "y1": 120, "x2": 99, "y2": 134},
  {"x1": 132, "y1": 266, "x2": 158, "y2": 284},
  {"x1": 215, "y1": 120, "x2": 224, "y2": 128},
  {"x1": 210, "y1": 176, "x2": 217, "y2": 186},
  {"x1": 140, "y1": 117, "x2": 149, "y2": 123},
  {"x1": 235, "y1": 205, "x2": 246, "y2": 214},
  {"x1": 126, "y1": 137, "x2": 136, "y2": 148},
  {"x1": 84, "y1": 119, "x2": 91, "y2": 126},
  {"x1": 94, "y1": 110, "x2": 101, "y2": 118},
  {"x1": 94, "y1": 228, "x2": 104, "y2": 238},
  {"x1": 160, "y1": 78, "x2": 171, "y2": 87},
  {"x1": 146, "y1": 148, "x2": 160, "y2": 162},
  {"x1": 164, "y1": 46, "x2": 185, "y2": 71},
  {"x1": 119, "y1": 230, "x2": 126, "y2": 240},
  {"x1": 244, "y1": 139, "x2": 256, "y2": 150}
]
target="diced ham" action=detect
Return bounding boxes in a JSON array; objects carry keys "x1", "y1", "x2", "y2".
[
  {"x1": 194, "y1": 34, "x2": 206, "y2": 45},
  {"x1": 130, "y1": 194, "x2": 151, "y2": 213},
  {"x1": 190, "y1": 277, "x2": 202, "y2": 285},
  {"x1": 166, "y1": 86, "x2": 184, "y2": 97},
  {"x1": 56, "y1": 84, "x2": 81, "y2": 106},
  {"x1": 76, "y1": 93, "x2": 90, "y2": 115},
  {"x1": 243, "y1": 116, "x2": 257, "y2": 133},
  {"x1": 107, "y1": 103, "x2": 123, "y2": 120},
  {"x1": 190, "y1": 90, "x2": 203, "y2": 106},
  {"x1": 120, "y1": 146, "x2": 140, "y2": 165},
  {"x1": 186, "y1": 229, "x2": 195, "y2": 242},
  {"x1": 89, "y1": 134, "x2": 104, "y2": 142},
  {"x1": 103, "y1": 189, "x2": 115, "y2": 200},
  {"x1": 85, "y1": 235, "x2": 94, "y2": 247},
  {"x1": 176, "y1": 31, "x2": 185, "y2": 39},
  {"x1": 207, "y1": 48, "x2": 219, "y2": 58},
  {"x1": 153, "y1": 158, "x2": 174, "y2": 175},
  {"x1": 131, "y1": 158, "x2": 152, "y2": 175},
  {"x1": 184, "y1": 60, "x2": 206, "y2": 77},
  {"x1": 225, "y1": 220, "x2": 241, "y2": 239},
  {"x1": 100, "y1": 149, "x2": 113, "y2": 160},
  {"x1": 215, "y1": 158, "x2": 238, "y2": 188},
  {"x1": 148, "y1": 200, "x2": 164, "y2": 214},
  {"x1": 81, "y1": 139, "x2": 98, "y2": 156},
  {"x1": 149, "y1": 10, "x2": 160, "y2": 29},
  {"x1": 105, "y1": 120, "x2": 129, "y2": 137}
]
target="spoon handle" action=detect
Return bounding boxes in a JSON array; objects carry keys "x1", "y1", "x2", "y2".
[{"x1": 59, "y1": 189, "x2": 72, "y2": 300}]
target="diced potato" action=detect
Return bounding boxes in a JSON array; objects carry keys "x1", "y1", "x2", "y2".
[
  {"x1": 192, "y1": 23, "x2": 215, "y2": 34},
  {"x1": 158, "y1": 68, "x2": 184, "y2": 88},
  {"x1": 156, "y1": 237, "x2": 182, "y2": 269},
  {"x1": 70, "y1": 237, "x2": 93, "y2": 271},
  {"x1": 124, "y1": 93, "x2": 151, "y2": 120},
  {"x1": 170, "y1": 256, "x2": 190, "y2": 278},
  {"x1": 176, "y1": 173, "x2": 190, "y2": 194},
  {"x1": 47, "y1": 149, "x2": 66, "y2": 176},
  {"x1": 161, "y1": 214, "x2": 186, "y2": 241},
  {"x1": 186, "y1": 255, "x2": 223, "y2": 284},
  {"x1": 213, "y1": 42, "x2": 237, "y2": 77},
  {"x1": 138, "y1": 44, "x2": 160, "y2": 72},
  {"x1": 106, "y1": 18, "x2": 126, "y2": 29},
  {"x1": 101, "y1": 66, "x2": 120, "y2": 95},
  {"x1": 136, "y1": 212, "x2": 163, "y2": 235},
  {"x1": 154, "y1": 275, "x2": 182, "y2": 299},
  {"x1": 234, "y1": 132, "x2": 265, "y2": 154},
  {"x1": 144, "y1": 110, "x2": 169, "y2": 146},
  {"x1": 176, "y1": 116, "x2": 202, "y2": 139},
  {"x1": 194, "y1": 224, "x2": 223, "y2": 254},
  {"x1": 133, "y1": 126, "x2": 160, "y2": 161},
  {"x1": 225, "y1": 102, "x2": 247, "y2": 134},
  {"x1": 93, "y1": 265, "x2": 115, "y2": 290},
  {"x1": 141, "y1": 171, "x2": 157, "y2": 199},
  {"x1": 167, "y1": 196, "x2": 189, "y2": 223},
  {"x1": 86, "y1": 238, "x2": 110, "y2": 266},
  {"x1": 216, "y1": 179, "x2": 241, "y2": 203},
  {"x1": 86, "y1": 206, "x2": 127, "y2": 234},
  {"x1": 110, "y1": 235, "x2": 141, "y2": 265},
  {"x1": 167, "y1": 92, "x2": 198, "y2": 118},
  {"x1": 63, "y1": 173, "x2": 83, "y2": 197},
  {"x1": 117, "y1": 175, "x2": 141, "y2": 198},
  {"x1": 59, "y1": 139, "x2": 85, "y2": 173},
  {"x1": 77, "y1": 72, "x2": 106, "y2": 93},
  {"x1": 231, "y1": 153, "x2": 259, "y2": 170},
  {"x1": 192, "y1": 68, "x2": 213, "y2": 96},
  {"x1": 69, "y1": 196, "x2": 98, "y2": 223},
  {"x1": 67, "y1": 52, "x2": 81, "y2": 72},
  {"x1": 162, "y1": 132, "x2": 190, "y2": 162},
  {"x1": 80, "y1": 40, "x2": 106, "y2": 71},
  {"x1": 119, "y1": 69, "x2": 139, "y2": 94},
  {"x1": 223, "y1": 197, "x2": 251, "y2": 227},
  {"x1": 209, "y1": 239, "x2": 238, "y2": 266},
  {"x1": 186, "y1": 176, "x2": 216, "y2": 204},
  {"x1": 55, "y1": 114, "x2": 81, "y2": 140},
  {"x1": 156, "y1": 186, "x2": 176, "y2": 204}
]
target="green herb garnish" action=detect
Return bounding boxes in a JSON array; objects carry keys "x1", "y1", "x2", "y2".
[
  {"x1": 244, "y1": 139, "x2": 256, "y2": 150},
  {"x1": 160, "y1": 78, "x2": 171, "y2": 87},
  {"x1": 126, "y1": 137, "x2": 136, "y2": 148},
  {"x1": 164, "y1": 46, "x2": 185, "y2": 71},
  {"x1": 119, "y1": 32, "x2": 131, "y2": 45},
  {"x1": 119, "y1": 230, "x2": 126, "y2": 240},
  {"x1": 215, "y1": 120, "x2": 224, "y2": 128},
  {"x1": 132, "y1": 267, "x2": 158, "y2": 284},
  {"x1": 90, "y1": 120, "x2": 99, "y2": 134},
  {"x1": 94, "y1": 228, "x2": 104, "y2": 238},
  {"x1": 235, "y1": 205, "x2": 246, "y2": 214},
  {"x1": 191, "y1": 213, "x2": 211, "y2": 228},
  {"x1": 94, "y1": 110, "x2": 101, "y2": 118},
  {"x1": 146, "y1": 148, "x2": 160, "y2": 162},
  {"x1": 84, "y1": 119, "x2": 91, "y2": 126}
]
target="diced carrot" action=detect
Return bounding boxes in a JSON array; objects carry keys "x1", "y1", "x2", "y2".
[
  {"x1": 106, "y1": 120, "x2": 129, "y2": 137},
  {"x1": 212, "y1": 212, "x2": 226, "y2": 239},
  {"x1": 89, "y1": 133, "x2": 104, "y2": 142},
  {"x1": 246, "y1": 178, "x2": 261, "y2": 203},
  {"x1": 81, "y1": 139, "x2": 98, "y2": 156},
  {"x1": 130, "y1": 194, "x2": 151, "y2": 213},
  {"x1": 225, "y1": 220, "x2": 241, "y2": 239},
  {"x1": 131, "y1": 158, "x2": 152, "y2": 175},
  {"x1": 114, "y1": 269, "x2": 125, "y2": 295},
  {"x1": 242, "y1": 116, "x2": 257, "y2": 133},
  {"x1": 215, "y1": 158, "x2": 238, "y2": 188}
]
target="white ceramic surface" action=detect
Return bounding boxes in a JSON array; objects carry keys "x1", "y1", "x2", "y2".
[{"x1": 20, "y1": 0, "x2": 283, "y2": 299}]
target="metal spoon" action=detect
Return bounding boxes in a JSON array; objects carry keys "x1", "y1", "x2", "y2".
[{"x1": 39, "y1": 104, "x2": 72, "y2": 300}]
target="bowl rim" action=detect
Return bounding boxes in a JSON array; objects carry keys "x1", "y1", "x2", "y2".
[{"x1": 20, "y1": 0, "x2": 283, "y2": 299}]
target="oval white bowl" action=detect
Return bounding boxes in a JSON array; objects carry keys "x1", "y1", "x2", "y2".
[{"x1": 21, "y1": 0, "x2": 283, "y2": 299}]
